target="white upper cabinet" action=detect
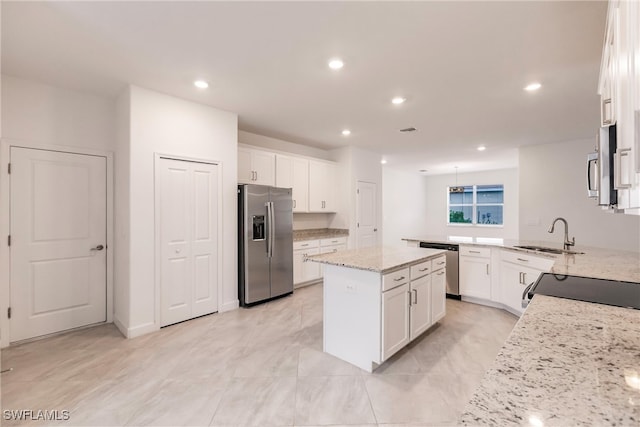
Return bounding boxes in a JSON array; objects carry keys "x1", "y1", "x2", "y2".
[
  {"x1": 309, "y1": 160, "x2": 337, "y2": 212},
  {"x1": 238, "y1": 146, "x2": 275, "y2": 186},
  {"x1": 275, "y1": 154, "x2": 309, "y2": 212},
  {"x1": 600, "y1": 0, "x2": 640, "y2": 214}
]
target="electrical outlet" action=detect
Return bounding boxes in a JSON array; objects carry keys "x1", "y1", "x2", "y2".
[{"x1": 345, "y1": 283, "x2": 357, "y2": 293}]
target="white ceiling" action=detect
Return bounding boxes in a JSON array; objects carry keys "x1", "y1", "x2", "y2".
[{"x1": 1, "y1": 1, "x2": 607, "y2": 174}]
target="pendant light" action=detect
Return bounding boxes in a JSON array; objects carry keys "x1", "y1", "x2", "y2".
[{"x1": 449, "y1": 166, "x2": 464, "y2": 193}]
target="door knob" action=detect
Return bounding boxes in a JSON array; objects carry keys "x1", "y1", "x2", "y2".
[{"x1": 90, "y1": 245, "x2": 105, "y2": 251}]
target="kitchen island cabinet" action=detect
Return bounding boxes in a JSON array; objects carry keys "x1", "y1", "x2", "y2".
[{"x1": 307, "y1": 246, "x2": 446, "y2": 372}]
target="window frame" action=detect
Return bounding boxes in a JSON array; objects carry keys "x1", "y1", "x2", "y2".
[{"x1": 447, "y1": 184, "x2": 504, "y2": 227}]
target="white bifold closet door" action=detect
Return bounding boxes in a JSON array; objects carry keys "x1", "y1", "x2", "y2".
[{"x1": 158, "y1": 157, "x2": 219, "y2": 327}]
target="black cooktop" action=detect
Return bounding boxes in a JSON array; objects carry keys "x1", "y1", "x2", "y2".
[{"x1": 528, "y1": 273, "x2": 640, "y2": 310}]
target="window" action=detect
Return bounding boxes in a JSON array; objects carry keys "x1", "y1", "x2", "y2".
[{"x1": 448, "y1": 184, "x2": 504, "y2": 226}]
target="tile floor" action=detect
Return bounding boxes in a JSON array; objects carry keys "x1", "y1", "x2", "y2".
[{"x1": 1, "y1": 284, "x2": 517, "y2": 426}]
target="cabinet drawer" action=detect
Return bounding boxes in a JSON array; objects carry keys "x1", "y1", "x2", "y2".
[
  {"x1": 293, "y1": 239, "x2": 320, "y2": 250},
  {"x1": 382, "y1": 268, "x2": 410, "y2": 291},
  {"x1": 320, "y1": 236, "x2": 347, "y2": 247},
  {"x1": 501, "y1": 249, "x2": 555, "y2": 271},
  {"x1": 432, "y1": 255, "x2": 446, "y2": 270},
  {"x1": 460, "y1": 246, "x2": 491, "y2": 258},
  {"x1": 410, "y1": 260, "x2": 431, "y2": 279}
]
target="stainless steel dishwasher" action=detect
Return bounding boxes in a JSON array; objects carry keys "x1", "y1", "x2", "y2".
[{"x1": 419, "y1": 242, "x2": 460, "y2": 299}]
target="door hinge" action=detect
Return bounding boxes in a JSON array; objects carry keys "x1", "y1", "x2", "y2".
[
  {"x1": 7, "y1": 235, "x2": 10, "y2": 246},
  {"x1": 7, "y1": 307, "x2": 11, "y2": 319},
  {"x1": 7, "y1": 163, "x2": 11, "y2": 174}
]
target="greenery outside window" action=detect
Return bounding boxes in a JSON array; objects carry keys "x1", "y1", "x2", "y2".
[{"x1": 448, "y1": 185, "x2": 504, "y2": 226}]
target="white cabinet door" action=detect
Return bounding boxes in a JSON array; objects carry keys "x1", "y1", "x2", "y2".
[
  {"x1": 431, "y1": 268, "x2": 447, "y2": 323},
  {"x1": 309, "y1": 160, "x2": 337, "y2": 212},
  {"x1": 238, "y1": 147, "x2": 275, "y2": 186},
  {"x1": 294, "y1": 247, "x2": 321, "y2": 284},
  {"x1": 238, "y1": 147, "x2": 253, "y2": 184},
  {"x1": 459, "y1": 256, "x2": 491, "y2": 299},
  {"x1": 499, "y1": 261, "x2": 543, "y2": 316},
  {"x1": 252, "y1": 150, "x2": 275, "y2": 186},
  {"x1": 409, "y1": 275, "x2": 431, "y2": 340},
  {"x1": 276, "y1": 155, "x2": 309, "y2": 212},
  {"x1": 382, "y1": 283, "x2": 411, "y2": 361}
]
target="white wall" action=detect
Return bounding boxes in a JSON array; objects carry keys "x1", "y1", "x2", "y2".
[
  {"x1": 423, "y1": 168, "x2": 520, "y2": 239},
  {"x1": 1, "y1": 75, "x2": 115, "y2": 150},
  {"x1": 382, "y1": 168, "x2": 430, "y2": 246},
  {"x1": 330, "y1": 146, "x2": 382, "y2": 247},
  {"x1": 519, "y1": 138, "x2": 640, "y2": 251},
  {"x1": 116, "y1": 85, "x2": 238, "y2": 337},
  {"x1": 292, "y1": 213, "x2": 332, "y2": 230}
]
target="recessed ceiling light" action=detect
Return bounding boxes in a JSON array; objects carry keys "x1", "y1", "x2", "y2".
[
  {"x1": 328, "y1": 59, "x2": 344, "y2": 70},
  {"x1": 341, "y1": 129, "x2": 351, "y2": 136},
  {"x1": 524, "y1": 82, "x2": 542, "y2": 92},
  {"x1": 477, "y1": 145, "x2": 486, "y2": 151},
  {"x1": 194, "y1": 80, "x2": 209, "y2": 89},
  {"x1": 391, "y1": 97, "x2": 406, "y2": 105},
  {"x1": 380, "y1": 159, "x2": 387, "y2": 165}
]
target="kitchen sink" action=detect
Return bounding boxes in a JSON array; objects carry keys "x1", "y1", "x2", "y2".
[{"x1": 514, "y1": 245, "x2": 585, "y2": 255}]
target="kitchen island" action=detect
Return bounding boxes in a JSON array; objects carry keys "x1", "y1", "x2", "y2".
[{"x1": 307, "y1": 245, "x2": 446, "y2": 372}]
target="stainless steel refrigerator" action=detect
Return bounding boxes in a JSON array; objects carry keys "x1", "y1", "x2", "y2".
[{"x1": 238, "y1": 184, "x2": 293, "y2": 306}]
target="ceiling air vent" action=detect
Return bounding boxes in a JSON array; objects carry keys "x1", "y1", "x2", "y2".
[{"x1": 399, "y1": 127, "x2": 417, "y2": 133}]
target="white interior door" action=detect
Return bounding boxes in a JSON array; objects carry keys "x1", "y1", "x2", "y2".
[
  {"x1": 10, "y1": 147, "x2": 107, "y2": 342},
  {"x1": 158, "y1": 157, "x2": 219, "y2": 327},
  {"x1": 356, "y1": 181, "x2": 377, "y2": 248}
]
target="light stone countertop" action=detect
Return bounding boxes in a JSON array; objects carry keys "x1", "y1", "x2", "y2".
[
  {"x1": 293, "y1": 228, "x2": 349, "y2": 241},
  {"x1": 306, "y1": 245, "x2": 446, "y2": 273},
  {"x1": 403, "y1": 235, "x2": 640, "y2": 283},
  {"x1": 460, "y1": 294, "x2": 640, "y2": 426}
]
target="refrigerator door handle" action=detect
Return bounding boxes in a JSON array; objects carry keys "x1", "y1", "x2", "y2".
[{"x1": 266, "y1": 201, "x2": 275, "y2": 258}]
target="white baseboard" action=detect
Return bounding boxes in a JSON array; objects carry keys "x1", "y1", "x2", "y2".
[
  {"x1": 114, "y1": 318, "x2": 158, "y2": 339},
  {"x1": 220, "y1": 299, "x2": 239, "y2": 312}
]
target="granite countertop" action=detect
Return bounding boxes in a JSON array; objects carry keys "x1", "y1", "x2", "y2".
[
  {"x1": 404, "y1": 235, "x2": 640, "y2": 283},
  {"x1": 460, "y1": 294, "x2": 640, "y2": 426},
  {"x1": 306, "y1": 245, "x2": 446, "y2": 273},
  {"x1": 293, "y1": 228, "x2": 349, "y2": 241}
]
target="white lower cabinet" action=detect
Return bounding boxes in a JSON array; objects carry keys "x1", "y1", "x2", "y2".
[
  {"x1": 409, "y1": 275, "x2": 431, "y2": 340},
  {"x1": 431, "y1": 267, "x2": 447, "y2": 323},
  {"x1": 459, "y1": 246, "x2": 492, "y2": 299},
  {"x1": 382, "y1": 281, "x2": 411, "y2": 360},
  {"x1": 499, "y1": 251, "x2": 556, "y2": 316},
  {"x1": 382, "y1": 255, "x2": 447, "y2": 360},
  {"x1": 293, "y1": 237, "x2": 347, "y2": 286}
]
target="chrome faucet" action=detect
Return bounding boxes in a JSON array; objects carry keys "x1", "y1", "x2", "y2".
[{"x1": 548, "y1": 217, "x2": 575, "y2": 250}]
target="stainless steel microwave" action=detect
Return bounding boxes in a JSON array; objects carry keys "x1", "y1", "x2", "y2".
[{"x1": 587, "y1": 124, "x2": 617, "y2": 206}]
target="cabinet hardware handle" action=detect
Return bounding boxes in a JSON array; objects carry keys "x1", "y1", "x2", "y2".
[
  {"x1": 486, "y1": 264, "x2": 490, "y2": 275},
  {"x1": 419, "y1": 268, "x2": 429, "y2": 272},
  {"x1": 293, "y1": 200, "x2": 296, "y2": 208},
  {"x1": 408, "y1": 291, "x2": 412, "y2": 306},
  {"x1": 301, "y1": 244, "x2": 309, "y2": 247},
  {"x1": 437, "y1": 261, "x2": 445, "y2": 265},
  {"x1": 255, "y1": 171, "x2": 258, "y2": 181},
  {"x1": 602, "y1": 98, "x2": 612, "y2": 125},
  {"x1": 437, "y1": 271, "x2": 445, "y2": 275},
  {"x1": 394, "y1": 276, "x2": 406, "y2": 281},
  {"x1": 614, "y1": 148, "x2": 632, "y2": 189},
  {"x1": 413, "y1": 289, "x2": 418, "y2": 305},
  {"x1": 522, "y1": 272, "x2": 526, "y2": 284},
  {"x1": 469, "y1": 250, "x2": 481, "y2": 254},
  {"x1": 516, "y1": 258, "x2": 529, "y2": 262}
]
